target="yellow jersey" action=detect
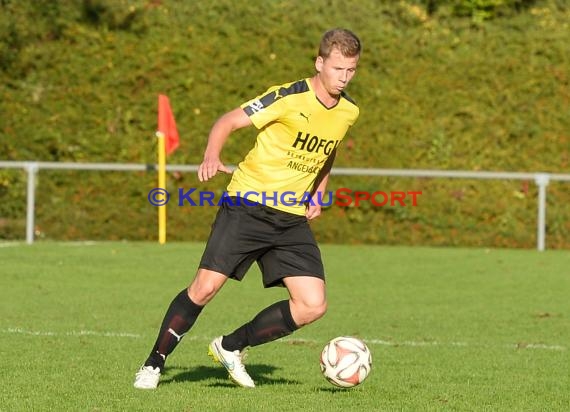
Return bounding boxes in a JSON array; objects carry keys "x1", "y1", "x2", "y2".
[{"x1": 226, "y1": 78, "x2": 359, "y2": 215}]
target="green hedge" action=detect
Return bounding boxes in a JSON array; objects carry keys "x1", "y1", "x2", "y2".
[{"x1": 1, "y1": 0, "x2": 569, "y2": 248}]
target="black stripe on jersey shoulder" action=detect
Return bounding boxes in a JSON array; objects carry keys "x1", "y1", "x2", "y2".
[
  {"x1": 341, "y1": 91, "x2": 358, "y2": 106},
  {"x1": 279, "y1": 79, "x2": 310, "y2": 96},
  {"x1": 244, "y1": 80, "x2": 309, "y2": 116},
  {"x1": 262, "y1": 80, "x2": 309, "y2": 106}
]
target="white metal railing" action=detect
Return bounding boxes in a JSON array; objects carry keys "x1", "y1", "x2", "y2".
[{"x1": 1, "y1": 160, "x2": 569, "y2": 250}]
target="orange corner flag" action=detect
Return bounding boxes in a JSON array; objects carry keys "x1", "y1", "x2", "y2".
[{"x1": 158, "y1": 94, "x2": 180, "y2": 155}]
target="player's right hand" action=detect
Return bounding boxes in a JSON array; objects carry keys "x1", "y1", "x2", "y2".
[{"x1": 198, "y1": 158, "x2": 232, "y2": 182}]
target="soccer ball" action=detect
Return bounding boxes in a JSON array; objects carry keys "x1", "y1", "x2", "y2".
[{"x1": 320, "y1": 336, "x2": 372, "y2": 388}]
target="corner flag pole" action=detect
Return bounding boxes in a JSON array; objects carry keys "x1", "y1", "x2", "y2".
[
  {"x1": 156, "y1": 131, "x2": 167, "y2": 245},
  {"x1": 156, "y1": 94, "x2": 180, "y2": 245}
]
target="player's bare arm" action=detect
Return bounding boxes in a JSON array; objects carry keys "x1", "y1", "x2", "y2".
[
  {"x1": 198, "y1": 108, "x2": 252, "y2": 182},
  {"x1": 306, "y1": 171, "x2": 331, "y2": 220},
  {"x1": 306, "y1": 149, "x2": 336, "y2": 220}
]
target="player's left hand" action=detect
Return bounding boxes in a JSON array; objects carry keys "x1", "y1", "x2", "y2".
[{"x1": 305, "y1": 203, "x2": 322, "y2": 220}]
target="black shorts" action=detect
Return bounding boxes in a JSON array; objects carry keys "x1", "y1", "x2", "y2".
[{"x1": 199, "y1": 198, "x2": 325, "y2": 288}]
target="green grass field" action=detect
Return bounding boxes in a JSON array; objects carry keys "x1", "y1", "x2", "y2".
[{"x1": 1, "y1": 242, "x2": 568, "y2": 411}]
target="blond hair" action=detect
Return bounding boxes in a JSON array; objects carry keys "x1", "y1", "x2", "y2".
[{"x1": 318, "y1": 28, "x2": 361, "y2": 58}]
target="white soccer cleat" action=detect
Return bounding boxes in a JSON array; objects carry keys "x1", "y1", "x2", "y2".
[
  {"x1": 208, "y1": 336, "x2": 255, "y2": 388},
  {"x1": 133, "y1": 365, "x2": 161, "y2": 389}
]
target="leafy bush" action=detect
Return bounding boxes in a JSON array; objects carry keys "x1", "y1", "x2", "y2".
[{"x1": 1, "y1": 0, "x2": 569, "y2": 248}]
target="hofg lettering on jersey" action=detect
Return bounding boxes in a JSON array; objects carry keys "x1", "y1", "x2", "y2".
[{"x1": 292, "y1": 132, "x2": 340, "y2": 155}]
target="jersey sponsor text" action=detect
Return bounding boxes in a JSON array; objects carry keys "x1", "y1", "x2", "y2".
[{"x1": 292, "y1": 132, "x2": 340, "y2": 155}]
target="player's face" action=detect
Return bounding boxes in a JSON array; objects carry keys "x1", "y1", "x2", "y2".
[{"x1": 315, "y1": 48, "x2": 359, "y2": 96}]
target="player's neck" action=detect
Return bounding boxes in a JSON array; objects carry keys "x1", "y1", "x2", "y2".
[{"x1": 310, "y1": 75, "x2": 340, "y2": 108}]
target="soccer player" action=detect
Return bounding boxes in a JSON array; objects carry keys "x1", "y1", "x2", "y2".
[{"x1": 134, "y1": 28, "x2": 361, "y2": 389}]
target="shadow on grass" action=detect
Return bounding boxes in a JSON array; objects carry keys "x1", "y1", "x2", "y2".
[
  {"x1": 316, "y1": 387, "x2": 361, "y2": 393},
  {"x1": 161, "y1": 364, "x2": 301, "y2": 386}
]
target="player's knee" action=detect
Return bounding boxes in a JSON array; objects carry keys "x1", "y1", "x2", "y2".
[
  {"x1": 309, "y1": 300, "x2": 327, "y2": 322},
  {"x1": 295, "y1": 298, "x2": 327, "y2": 325},
  {"x1": 187, "y1": 280, "x2": 217, "y2": 306},
  {"x1": 187, "y1": 269, "x2": 227, "y2": 305}
]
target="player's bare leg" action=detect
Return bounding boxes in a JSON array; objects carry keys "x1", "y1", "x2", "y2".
[
  {"x1": 188, "y1": 269, "x2": 229, "y2": 305},
  {"x1": 134, "y1": 269, "x2": 227, "y2": 389},
  {"x1": 282, "y1": 276, "x2": 327, "y2": 327},
  {"x1": 210, "y1": 275, "x2": 326, "y2": 387}
]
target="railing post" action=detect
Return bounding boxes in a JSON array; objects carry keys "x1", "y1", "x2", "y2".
[
  {"x1": 534, "y1": 173, "x2": 550, "y2": 252},
  {"x1": 25, "y1": 162, "x2": 38, "y2": 245}
]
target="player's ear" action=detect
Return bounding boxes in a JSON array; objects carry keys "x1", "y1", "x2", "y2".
[{"x1": 315, "y1": 56, "x2": 324, "y2": 73}]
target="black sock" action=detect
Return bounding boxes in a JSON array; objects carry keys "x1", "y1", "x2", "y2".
[
  {"x1": 222, "y1": 300, "x2": 298, "y2": 352},
  {"x1": 144, "y1": 289, "x2": 203, "y2": 371}
]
